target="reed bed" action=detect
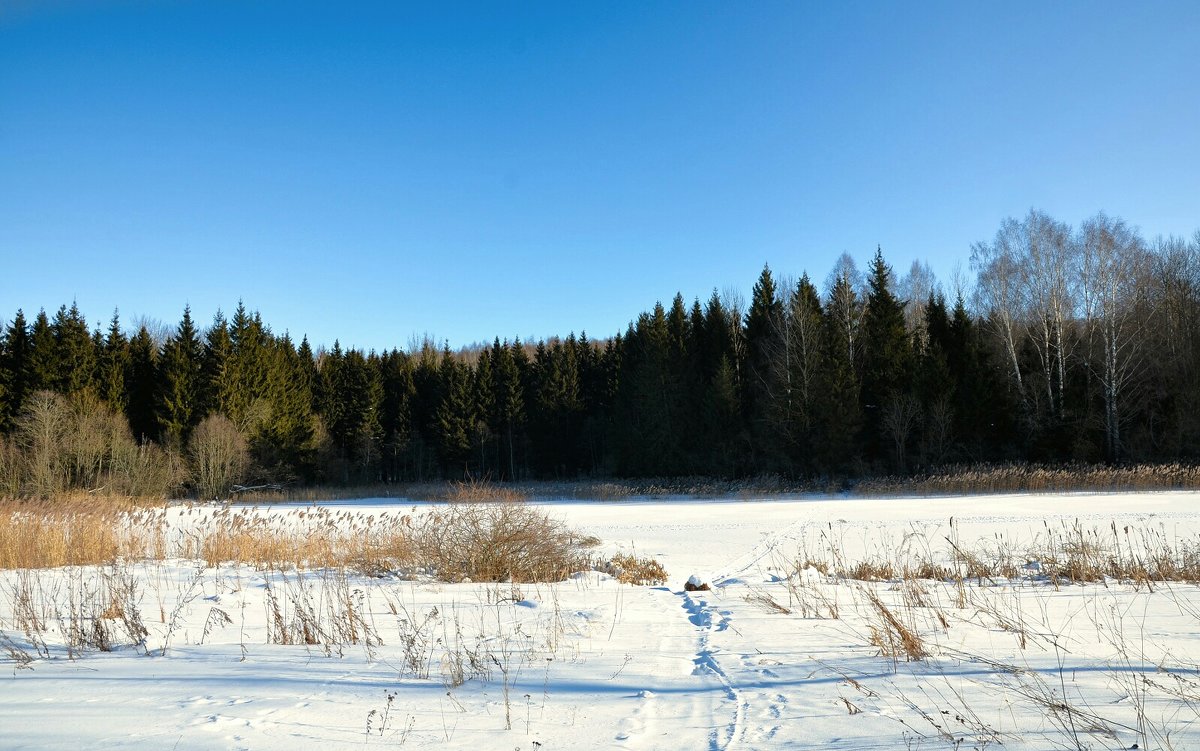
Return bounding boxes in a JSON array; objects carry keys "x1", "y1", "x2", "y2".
[
  {"x1": 0, "y1": 498, "x2": 166, "y2": 569},
  {"x1": 859, "y1": 462, "x2": 1200, "y2": 496},
  {"x1": 1, "y1": 498, "x2": 591, "y2": 584}
]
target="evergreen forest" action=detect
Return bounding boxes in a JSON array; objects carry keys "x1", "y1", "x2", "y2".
[{"x1": 3, "y1": 210, "x2": 1200, "y2": 497}]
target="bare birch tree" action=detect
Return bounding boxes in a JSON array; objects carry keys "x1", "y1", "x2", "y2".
[{"x1": 1079, "y1": 213, "x2": 1152, "y2": 460}]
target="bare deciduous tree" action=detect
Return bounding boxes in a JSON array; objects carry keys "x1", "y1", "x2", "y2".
[
  {"x1": 1079, "y1": 213, "x2": 1152, "y2": 460},
  {"x1": 899, "y1": 260, "x2": 938, "y2": 350},
  {"x1": 16, "y1": 391, "x2": 72, "y2": 498},
  {"x1": 190, "y1": 414, "x2": 249, "y2": 500},
  {"x1": 882, "y1": 395, "x2": 921, "y2": 470}
]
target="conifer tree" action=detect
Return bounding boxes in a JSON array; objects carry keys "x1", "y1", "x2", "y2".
[
  {"x1": 818, "y1": 282, "x2": 864, "y2": 472},
  {"x1": 377, "y1": 347, "x2": 415, "y2": 482},
  {"x1": 51, "y1": 302, "x2": 97, "y2": 396},
  {"x1": 98, "y1": 310, "x2": 130, "y2": 412},
  {"x1": 201, "y1": 311, "x2": 233, "y2": 417},
  {"x1": 860, "y1": 247, "x2": 913, "y2": 465},
  {"x1": 125, "y1": 326, "x2": 160, "y2": 442},
  {"x1": 472, "y1": 346, "x2": 496, "y2": 475},
  {"x1": 434, "y1": 348, "x2": 473, "y2": 476},
  {"x1": 491, "y1": 339, "x2": 526, "y2": 480},
  {"x1": 26, "y1": 310, "x2": 56, "y2": 394},
  {"x1": 223, "y1": 303, "x2": 270, "y2": 428},
  {"x1": 744, "y1": 265, "x2": 784, "y2": 472},
  {"x1": 781, "y1": 274, "x2": 826, "y2": 469},
  {"x1": 320, "y1": 343, "x2": 383, "y2": 483},
  {"x1": 255, "y1": 333, "x2": 317, "y2": 480},
  {"x1": 158, "y1": 306, "x2": 204, "y2": 447},
  {"x1": 0, "y1": 311, "x2": 31, "y2": 430}
]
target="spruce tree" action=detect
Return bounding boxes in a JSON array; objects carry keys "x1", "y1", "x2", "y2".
[
  {"x1": 818, "y1": 280, "x2": 864, "y2": 473},
  {"x1": 26, "y1": 310, "x2": 56, "y2": 394},
  {"x1": 51, "y1": 302, "x2": 97, "y2": 397},
  {"x1": 0, "y1": 311, "x2": 31, "y2": 430},
  {"x1": 98, "y1": 310, "x2": 130, "y2": 412},
  {"x1": 377, "y1": 347, "x2": 415, "y2": 482},
  {"x1": 783, "y1": 274, "x2": 826, "y2": 470},
  {"x1": 125, "y1": 327, "x2": 160, "y2": 442},
  {"x1": 744, "y1": 265, "x2": 784, "y2": 472},
  {"x1": 201, "y1": 311, "x2": 233, "y2": 417},
  {"x1": 158, "y1": 306, "x2": 204, "y2": 447},
  {"x1": 256, "y1": 333, "x2": 317, "y2": 481},
  {"x1": 472, "y1": 346, "x2": 496, "y2": 476},
  {"x1": 859, "y1": 247, "x2": 913, "y2": 466},
  {"x1": 433, "y1": 348, "x2": 472, "y2": 477},
  {"x1": 493, "y1": 339, "x2": 526, "y2": 480}
]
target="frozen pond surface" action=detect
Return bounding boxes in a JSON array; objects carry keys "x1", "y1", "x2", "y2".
[{"x1": 3, "y1": 491, "x2": 1200, "y2": 749}]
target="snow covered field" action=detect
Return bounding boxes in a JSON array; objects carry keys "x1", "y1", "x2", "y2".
[{"x1": 3, "y1": 492, "x2": 1200, "y2": 750}]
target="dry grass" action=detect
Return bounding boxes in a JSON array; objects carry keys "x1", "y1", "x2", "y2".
[
  {"x1": 607, "y1": 553, "x2": 668, "y2": 585},
  {"x1": 1, "y1": 498, "x2": 591, "y2": 586},
  {"x1": 215, "y1": 463, "x2": 1200, "y2": 505},
  {"x1": 859, "y1": 462, "x2": 1200, "y2": 496},
  {"x1": 793, "y1": 518, "x2": 1200, "y2": 587},
  {"x1": 443, "y1": 477, "x2": 530, "y2": 503},
  {"x1": 862, "y1": 587, "x2": 928, "y2": 662},
  {"x1": 0, "y1": 498, "x2": 166, "y2": 569}
]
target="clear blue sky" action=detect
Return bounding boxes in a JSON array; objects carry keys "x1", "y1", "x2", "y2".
[{"x1": 2, "y1": 1, "x2": 1197, "y2": 351}]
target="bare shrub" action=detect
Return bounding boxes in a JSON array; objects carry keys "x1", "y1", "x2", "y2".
[
  {"x1": 0, "y1": 435, "x2": 23, "y2": 499},
  {"x1": 190, "y1": 414, "x2": 249, "y2": 500},
  {"x1": 416, "y1": 503, "x2": 587, "y2": 582},
  {"x1": 16, "y1": 391, "x2": 71, "y2": 498}
]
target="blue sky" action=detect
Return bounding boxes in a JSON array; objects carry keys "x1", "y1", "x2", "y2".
[{"x1": 2, "y1": 1, "x2": 1197, "y2": 351}]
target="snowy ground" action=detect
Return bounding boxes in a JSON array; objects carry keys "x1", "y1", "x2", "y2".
[{"x1": 3, "y1": 492, "x2": 1200, "y2": 750}]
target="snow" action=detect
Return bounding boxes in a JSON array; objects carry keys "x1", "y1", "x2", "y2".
[{"x1": 3, "y1": 491, "x2": 1200, "y2": 749}]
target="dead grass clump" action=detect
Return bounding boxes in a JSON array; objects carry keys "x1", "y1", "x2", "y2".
[
  {"x1": 863, "y1": 588, "x2": 928, "y2": 662},
  {"x1": 744, "y1": 590, "x2": 792, "y2": 614},
  {"x1": 848, "y1": 560, "x2": 895, "y2": 582},
  {"x1": 608, "y1": 553, "x2": 668, "y2": 585}
]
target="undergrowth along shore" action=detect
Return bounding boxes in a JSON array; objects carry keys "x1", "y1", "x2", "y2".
[{"x1": 225, "y1": 462, "x2": 1200, "y2": 503}]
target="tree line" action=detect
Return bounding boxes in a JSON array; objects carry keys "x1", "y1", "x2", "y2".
[{"x1": 2, "y1": 209, "x2": 1199, "y2": 497}]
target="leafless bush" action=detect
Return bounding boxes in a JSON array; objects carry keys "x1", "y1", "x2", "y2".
[
  {"x1": 5, "y1": 391, "x2": 182, "y2": 500},
  {"x1": 189, "y1": 414, "x2": 249, "y2": 500},
  {"x1": 416, "y1": 503, "x2": 588, "y2": 582}
]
